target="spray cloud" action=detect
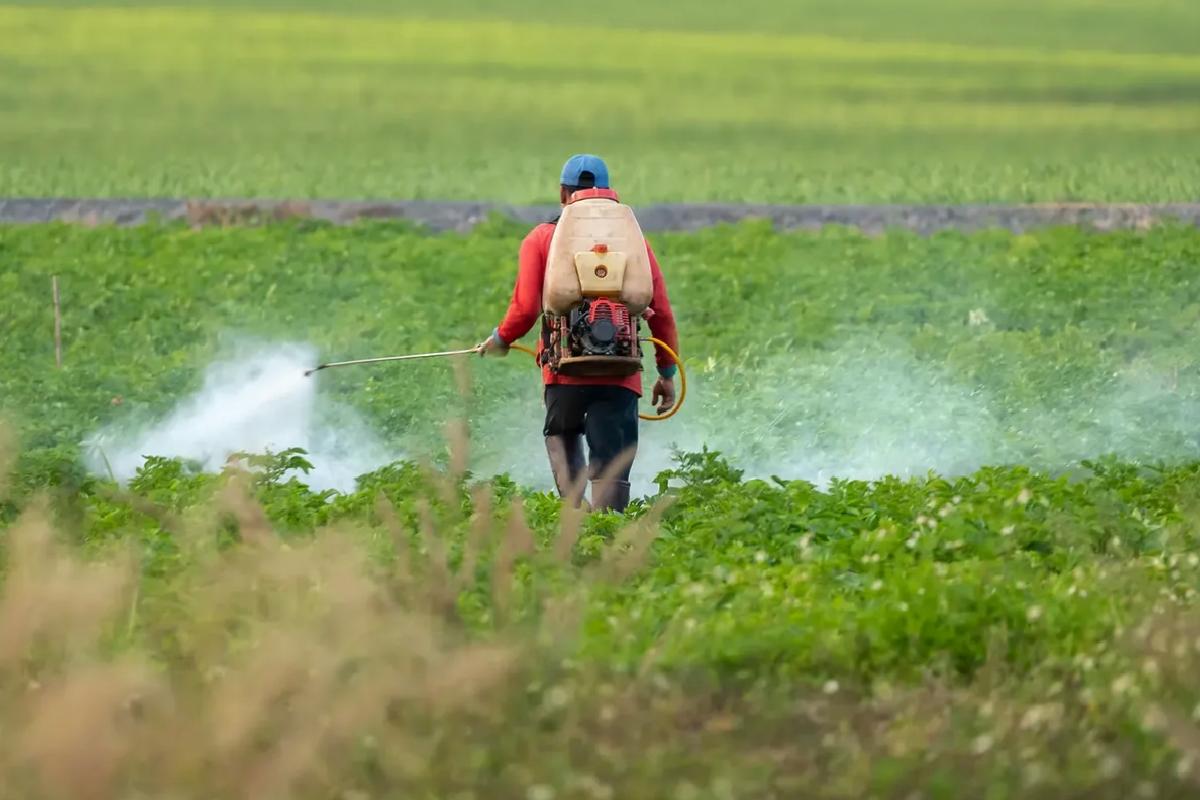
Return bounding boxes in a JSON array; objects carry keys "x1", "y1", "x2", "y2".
[
  {"x1": 84, "y1": 342, "x2": 398, "y2": 493},
  {"x1": 84, "y1": 337, "x2": 1200, "y2": 499}
]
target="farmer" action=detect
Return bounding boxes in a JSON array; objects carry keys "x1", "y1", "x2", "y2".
[{"x1": 477, "y1": 154, "x2": 680, "y2": 513}]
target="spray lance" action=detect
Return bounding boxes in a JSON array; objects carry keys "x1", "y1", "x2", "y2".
[
  {"x1": 304, "y1": 338, "x2": 686, "y2": 422},
  {"x1": 304, "y1": 348, "x2": 482, "y2": 375}
]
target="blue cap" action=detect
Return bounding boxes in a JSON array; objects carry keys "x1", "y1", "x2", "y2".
[{"x1": 560, "y1": 154, "x2": 610, "y2": 189}]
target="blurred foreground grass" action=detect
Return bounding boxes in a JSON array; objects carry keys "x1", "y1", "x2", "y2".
[
  {"x1": 5, "y1": 431, "x2": 1200, "y2": 797},
  {"x1": 2, "y1": 2, "x2": 1199, "y2": 201}
]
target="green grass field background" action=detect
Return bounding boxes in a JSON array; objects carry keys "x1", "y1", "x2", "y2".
[{"x1": 3, "y1": 1, "x2": 1199, "y2": 202}]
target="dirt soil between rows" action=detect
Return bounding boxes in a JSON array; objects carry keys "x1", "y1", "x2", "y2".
[{"x1": 2, "y1": 199, "x2": 1199, "y2": 234}]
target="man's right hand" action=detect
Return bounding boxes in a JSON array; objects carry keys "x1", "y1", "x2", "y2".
[{"x1": 476, "y1": 328, "x2": 510, "y2": 357}]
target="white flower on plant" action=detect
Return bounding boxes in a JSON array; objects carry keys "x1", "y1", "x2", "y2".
[
  {"x1": 1111, "y1": 673, "x2": 1135, "y2": 696},
  {"x1": 1026, "y1": 605, "x2": 1043, "y2": 622},
  {"x1": 1141, "y1": 704, "x2": 1167, "y2": 732},
  {"x1": 575, "y1": 776, "x2": 614, "y2": 800},
  {"x1": 545, "y1": 685, "x2": 571, "y2": 709},
  {"x1": 822, "y1": 680, "x2": 839, "y2": 695},
  {"x1": 1020, "y1": 703, "x2": 1063, "y2": 731},
  {"x1": 1023, "y1": 763, "x2": 1048, "y2": 787}
]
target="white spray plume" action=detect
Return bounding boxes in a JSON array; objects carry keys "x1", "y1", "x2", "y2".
[
  {"x1": 84, "y1": 337, "x2": 1200, "y2": 501},
  {"x1": 472, "y1": 342, "x2": 1006, "y2": 496},
  {"x1": 628, "y1": 340, "x2": 1200, "y2": 492},
  {"x1": 84, "y1": 342, "x2": 399, "y2": 493},
  {"x1": 470, "y1": 338, "x2": 1199, "y2": 497}
]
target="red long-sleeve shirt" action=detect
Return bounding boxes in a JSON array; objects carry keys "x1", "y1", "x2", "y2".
[{"x1": 496, "y1": 211, "x2": 679, "y2": 397}]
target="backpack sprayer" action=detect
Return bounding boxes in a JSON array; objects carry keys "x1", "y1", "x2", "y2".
[{"x1": 303, "y1": 337, "x2": 686, "y2": 422}]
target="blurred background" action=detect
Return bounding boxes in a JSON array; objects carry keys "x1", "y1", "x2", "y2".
[{"x1": 3, "y1": 0, "x2": 1198, "y2": 203}]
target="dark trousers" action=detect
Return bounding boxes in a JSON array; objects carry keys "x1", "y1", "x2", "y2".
[{"x1": 543, "y1": 386, "x2": 638, "y2": 510}]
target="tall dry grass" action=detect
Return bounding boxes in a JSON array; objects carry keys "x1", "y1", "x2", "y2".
[{"x1": 0, "y1": 419, "x2": 678, "y2": 799}]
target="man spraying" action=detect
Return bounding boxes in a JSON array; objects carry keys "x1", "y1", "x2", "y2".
[{"x1": 478, "y1": 154, "x2": 680, "y2": 513}]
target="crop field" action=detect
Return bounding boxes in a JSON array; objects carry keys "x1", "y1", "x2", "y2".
[
  {"x1": 3, "y1": 0, "x2": 1200, "y2": 202},
  {"x1": 6, "y1": 0, "x2": 1200, "y2": 797},
  {"x1": 4, "y1": 219, "x2": 1200, "y2": 796}
]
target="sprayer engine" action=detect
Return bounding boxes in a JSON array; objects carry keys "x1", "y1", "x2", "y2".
[
  {"x1": 544, "y1": 298, "x2": 642, "y2": 377},
  {"x1": 572, "y1": 298, "x2": 632, "y2": 356}
]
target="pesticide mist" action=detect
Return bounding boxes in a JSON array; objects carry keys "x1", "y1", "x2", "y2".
[
  {"x1": 84, "y1": 343, "x2": 398, "y2": 492},
  {"x1": 83, "y1": 336, "x2": 1200, "y2": 499},
  {"x1": 461, "y1": 336, "x2": 1200, "y2": 497},
  {"x1": 627, "y1": 339, "x2": 1200, "y2": 490}
]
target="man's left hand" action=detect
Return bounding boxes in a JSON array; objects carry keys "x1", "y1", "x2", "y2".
[
  {"x1": 651, "y1": 377, "x2": 676, "y2": 415},
  {"x1": 476, "y1": 328, "x2": 510, "y2": 357}
]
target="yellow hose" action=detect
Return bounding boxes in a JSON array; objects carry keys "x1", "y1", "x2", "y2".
[{"x1": 508, "y1": 338, "x2": 686, "y2": 422}]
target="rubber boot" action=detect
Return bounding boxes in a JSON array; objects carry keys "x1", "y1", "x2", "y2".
[
  {"x1": 590, "y1": 480, "x2": 631, "y2": 514},
  {"x1": 545, "y1": 435, "x2": 587, "y2": 507}
]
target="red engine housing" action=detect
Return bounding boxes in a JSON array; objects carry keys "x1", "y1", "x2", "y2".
[{"x1": 587, "y1": 298, "x2": 632, "y2": 338}]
